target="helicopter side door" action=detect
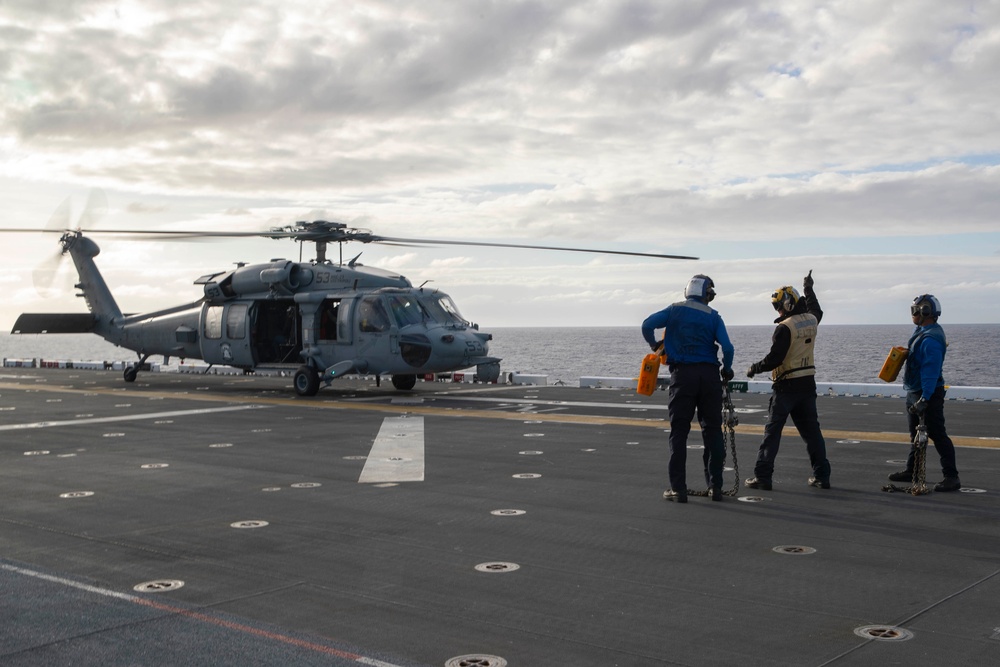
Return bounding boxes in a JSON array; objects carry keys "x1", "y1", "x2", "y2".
[
  {"x1": 317, "y1": 298, "x2": 350, "y2": 343},
  {"x1": 308, "y1": 297, "x2": 352, "y2": 362},
  {"x1": 353, "y1": 295, "x2": 399, "y2": 373},
  {"x1": 200, "y1": 302, "x2": 255, "y2": 367}
]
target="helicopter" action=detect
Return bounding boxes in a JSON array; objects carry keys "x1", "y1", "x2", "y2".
[{"x1": 6, "y1": 199, "x2": 697, "y2": 396}]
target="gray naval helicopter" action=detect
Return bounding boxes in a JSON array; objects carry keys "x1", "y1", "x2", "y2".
[{"x1": 9, "y1": 210, "x2": 696, "y2": 396}]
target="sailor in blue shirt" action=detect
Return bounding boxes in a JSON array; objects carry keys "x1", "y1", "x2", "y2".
[
  {"x1": 642, "y1": 275, "x2": 735, "y2": 503},
  {"x1": 887, "y1": 295, "x2": 961, "y2": 492}
]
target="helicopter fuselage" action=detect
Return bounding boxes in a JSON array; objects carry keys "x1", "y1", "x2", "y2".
[
  {"x1": 13, "y1": 234, "x2": 500, "y2": 394},
  {"x1": 9, "y1": 212, "x2": 693, "y2": 394}
]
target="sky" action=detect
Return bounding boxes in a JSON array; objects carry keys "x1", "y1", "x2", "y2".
[{"x1": 1, "y1": 0, "x2": 998, "y2": 331}]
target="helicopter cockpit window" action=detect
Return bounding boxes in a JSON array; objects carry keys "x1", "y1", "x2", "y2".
[
  {"x1": 226, "y1": 304, "x2": 247, "y2": 340},
  {"x1": 204, "y1": 305, "x2": 224, "y2": 340},
  {"x1": 420, "y1": 294, "x2": 469, "y2": 326},
  {"x1": 358, "y1": 296, "x2": 391, "y2": 333},
  {"x1": 387, "y1": 295, "x2": 427, "y2": 328}
]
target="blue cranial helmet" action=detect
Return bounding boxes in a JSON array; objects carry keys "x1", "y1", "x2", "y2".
[{"x1": 911, "y1": 294, "x2": 942, "y2": 318}]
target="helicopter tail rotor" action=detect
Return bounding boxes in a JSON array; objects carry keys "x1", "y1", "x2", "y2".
[
  {"x1": 32, "y1": 246, "x2": 72, "y2": 298},
  {"x1": 27, "y1": 190, "x2": 107, "y2": 298},
  {"x1": 77, "y1": 188, "x2": 108, "y2": 229}
]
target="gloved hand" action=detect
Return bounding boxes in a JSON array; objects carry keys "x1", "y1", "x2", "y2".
[
  {"x1": 650, "y1": 342, "x2": 662, "y2": 353},
  {"x1": 721, "y1": 367, "x2": 734, "y2": 383},
  {"x1": 747, "y1": 363, "x2": 760, "y2": 378},
  {"x1": 908, "y1": 397, "x2": 928, "y2": 416},
  {"x1": 803, "y1": 269, "x2": 814, "y2": 291}
]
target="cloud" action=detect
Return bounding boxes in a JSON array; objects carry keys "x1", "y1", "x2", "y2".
[
  {"x1": 1, "y1": 1, "x2": 998, "y2": 328},
  {"x1": 429, "y1": 256, "x2": 474, "y2": 269},
  {"x1": 126, "y1": 201, "x2": 167, "y2": 214}
]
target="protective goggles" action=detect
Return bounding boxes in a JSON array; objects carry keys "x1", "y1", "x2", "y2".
[{"x1": 911, "y1": 304, "x2": 931, "y2": 317}]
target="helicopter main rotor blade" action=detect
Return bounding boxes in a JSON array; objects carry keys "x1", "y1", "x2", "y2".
[
  {"x1": 370, "y1": 236, "x2": 699, "y2": 261},
  {"x1": 51, "y1": 229, "x2": 269, "y2": 238},
  {"x1": 0, "y1": 228, "x2": 67, "y2": 233},
  {"x1": 1, "y1": 225, "x2": 698, "y2": 260}
]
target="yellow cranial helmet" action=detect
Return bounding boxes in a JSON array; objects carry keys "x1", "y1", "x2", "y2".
[{"x1": 771, "y1": 285, "x2": 800, "y2": 312}]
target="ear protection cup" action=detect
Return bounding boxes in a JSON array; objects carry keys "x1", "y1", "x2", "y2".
[{"x1": 771, "y1": 286, "x2": 799, "y2": 312}]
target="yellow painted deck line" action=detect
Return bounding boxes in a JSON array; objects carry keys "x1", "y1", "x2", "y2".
[{"x1": 2, "y1": 381, "x2": 997, "y2": 449}]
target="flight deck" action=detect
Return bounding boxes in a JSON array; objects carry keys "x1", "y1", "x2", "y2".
[{"x1": 1, "y1": 369, "x2": 999, "y2": 666}]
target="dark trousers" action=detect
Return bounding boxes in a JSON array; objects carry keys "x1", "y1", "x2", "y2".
[
  {"x1": 906, "y1": 388, "x2": 958, "y2": 478},
  {"x1": 667, "y1": 364, "x2": 725, "y2": 492},
  {"x1": 753, "y1": 390, "x2": 831, "y2": 481}
]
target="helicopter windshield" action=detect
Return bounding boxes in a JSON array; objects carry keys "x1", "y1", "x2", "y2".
[
  {"x1": 387, "y1": 294, "x2": 429, "y2": 328},
  {"x1": 420, "y1": 294, "x2": 469, "y2": 326}
]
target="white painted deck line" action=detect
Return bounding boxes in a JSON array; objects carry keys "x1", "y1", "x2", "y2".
[
  {"x1": 0, "y1": 404, "x2": 270, "y2": 431},
  {"x1": 358, "y1": 416, "x2": 425, "y2": 483}
]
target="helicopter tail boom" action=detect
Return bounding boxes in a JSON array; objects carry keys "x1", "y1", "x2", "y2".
[{"x1": 62, "y1": 233, "x2": 125, "y2": 327}]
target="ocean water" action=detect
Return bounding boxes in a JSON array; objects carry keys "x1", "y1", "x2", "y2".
[
  {"x1": 2, "y1": 324, "x2": 997, "y2": 387},
  {"x1": 489, "y1": 324, "x2": 999, "y2": 387}
]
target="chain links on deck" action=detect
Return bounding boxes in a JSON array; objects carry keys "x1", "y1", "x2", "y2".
[
  {"x1": 723, "y1": 385, "x2": 740, "y2": 496},
  {"x1": 882, "y1": 415, "x2": 930, "y2": 495},
  {"x1": 689, "y1": 382, "x2": 740, "y2": 498}
]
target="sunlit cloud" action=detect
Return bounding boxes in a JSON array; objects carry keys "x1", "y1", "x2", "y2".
[{"x1": 1, "y1": 0, "x2": 998, "y2": 327}]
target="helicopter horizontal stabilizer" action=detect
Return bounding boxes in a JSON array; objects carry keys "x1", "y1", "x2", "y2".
[{"x1": 12, "y1": 313, "x2": 96, "y2": 334}]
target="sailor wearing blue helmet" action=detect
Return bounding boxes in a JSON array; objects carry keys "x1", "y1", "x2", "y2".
[{"x1": 887, "y1": 295, "x2": 961, "y2": 492}]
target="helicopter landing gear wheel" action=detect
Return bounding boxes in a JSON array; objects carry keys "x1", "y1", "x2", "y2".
[
  {"x1": 123, "y1": 366, "x2": 138, "y2": 383},
  {"x1": 293, "y1": 365, "x2": 320, "y2": 397},
  {"x1": 391, "y1": 374, "x2": 417, "y2": 391}
]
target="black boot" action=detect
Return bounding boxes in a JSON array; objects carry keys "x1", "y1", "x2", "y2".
[
  {"x1": 745, "y1": 477, "x2": 772, "y2": 490},
  {"x1": 934, "y1": 477, "x2": 962, "y2": 492},
  {"x1": 663, "y1": 489, "x2": 688, "y2": 503}
]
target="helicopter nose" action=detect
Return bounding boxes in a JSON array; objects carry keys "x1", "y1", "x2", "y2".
[
  {"x1": 434, "y1": 330, "x2": 489, "y2": 364},
  {"x1": 400, "y1": 333, "x2": 433, "y2": 367}
]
